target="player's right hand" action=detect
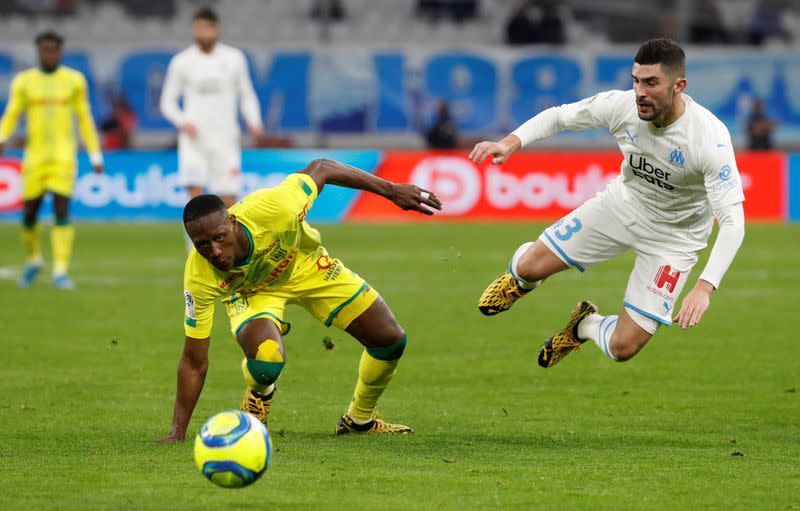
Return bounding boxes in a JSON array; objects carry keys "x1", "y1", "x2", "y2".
[
  {"x1": 469, "y1": 140, "x2": 512, "y2": 165},
  {"x1": 180, "y1": 123, "x2": 198, "y2": 139},
  {"x1": 0, "y1": 141, "x2": 5, "y2": 153},
  {"x1": 389, "y1": 183, "x2": 443, "y2": 215}
]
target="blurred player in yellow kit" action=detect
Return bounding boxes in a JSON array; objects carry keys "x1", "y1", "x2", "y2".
[
  {"x1": 0, "y1": 31, "x2": 104, "y2": 289},
  {"x1": 155, "y1": 159, "x2": 442, "y2": 442}
]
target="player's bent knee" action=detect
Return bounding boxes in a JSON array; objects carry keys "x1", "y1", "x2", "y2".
[
  {"x1": 364, "y1": 319, "x2": 405, "y2": 350},
  {"x1": 241, "y1": 339, "x2": 285, "y2": 393},
  {"x1": 609, "y1": 338, "x2": 644, "y2": 362},
  {"x1": 366, "y1": 333, "x2": 407, "y2": 361},
  {"x1": 385, "y1": 324, "x2": 405, "y2": 345},
  {"x1": 515, "y1": 251, "x2": 542, "y2": 282},
  {"x1": 610, "y1": 347, "x2": 635, "y2": 362},
  {"x1": 517, "y1": 243, "x2": 562, "y2": 282},
  {"x1": 516, "y1": 262, "x2": 540, "y2": 283}
]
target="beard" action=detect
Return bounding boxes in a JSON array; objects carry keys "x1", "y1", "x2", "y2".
[
  {"x1": 636, "y1": 98, "x2": 670, "y2": 123},
  {"x1": 636, "y1": 102, "x2": 656, "y2": 120}
]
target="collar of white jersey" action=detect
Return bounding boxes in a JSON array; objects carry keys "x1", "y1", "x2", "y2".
[{"x1": 192, "y1": 43, "x2": 219, "y2": 56}]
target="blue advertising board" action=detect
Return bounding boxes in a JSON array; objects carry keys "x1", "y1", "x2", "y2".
[
  {"x1": 0, "y1": 150, "x2": 380, "y2": 222},
  {"x1": 788, "y1": 154, "x2": 800, "y2": 222},
  {"x1": 0, "y1": 46, "x2": 798, "y2": 144}
]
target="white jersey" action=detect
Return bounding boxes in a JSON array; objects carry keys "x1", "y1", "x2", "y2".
[
  {"x1": 515, "y1": 90, "x2": 745, "y2": 249},
  {"x1": 160, "y1": 43, "x2": 262, "y2": 142}
]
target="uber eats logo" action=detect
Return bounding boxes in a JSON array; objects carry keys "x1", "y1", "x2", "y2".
[{"x1": 628, "y1": 154, "x2": 674, "y2": 191}]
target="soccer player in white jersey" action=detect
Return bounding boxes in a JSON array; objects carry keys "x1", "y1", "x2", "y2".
[
  {"x1": 160, "y1": 7, "x2": 262, "y2": 208},
  {"x1": 472, "y1": 38, "x2": 745, "y2": 367}
]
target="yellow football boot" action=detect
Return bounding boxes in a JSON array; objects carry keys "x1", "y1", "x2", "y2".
[
  {"x1": 241, "y1": 387, "x2": 275, "y2": 424},
  {"x1": 335, "y1": 414, "x2": 413, "y2": 435},
  {"x1": 478, "y1": 272, "x2": 531, "y2": 316},
  {"x1": 537, "y1": 301, "x2": 598, "y2": 368}
]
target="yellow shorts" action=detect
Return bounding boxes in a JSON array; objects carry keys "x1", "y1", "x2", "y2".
[
  {"x1": 22, "y1": 160, "x2": 77, "y2": 199},
  {"x1": 223, "y1": 247, "x2": 379, "y2": 337}
]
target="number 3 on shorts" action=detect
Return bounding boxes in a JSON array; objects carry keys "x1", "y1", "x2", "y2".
[{"x1": 553, "y1": 217, "x2": 582, "y2": 241}]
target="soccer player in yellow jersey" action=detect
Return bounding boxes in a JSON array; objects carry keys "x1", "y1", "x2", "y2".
[
  {"x1": 0, "y1": 31, "x2": 104, "y2": 289},
  {"x1": 155, "y1": 158, "x2": 441, "y2": 443}
]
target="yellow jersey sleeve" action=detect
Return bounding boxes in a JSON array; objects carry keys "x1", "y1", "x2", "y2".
[
  {"x1": 271, "y1": 172, "x2": 318, "y2": 221},
  {"x1": 183, "y1": 254, "x2": 218, "y2": 339},
  {"x1": 0, "y1": 73, "x2": 27, "y2": 142},
  {"x1": 72, "y1": 71, "x2": 101, "y2": 155},
  {"x1": 238, "y1": 172, "x2": 319, "y2": 227}
]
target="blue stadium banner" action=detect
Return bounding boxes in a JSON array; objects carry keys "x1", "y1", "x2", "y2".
[
  {"x1": 0, "y1": 45, "x2": 798, "y2": 144},
  {"x1": 0, "y1": 150, "x2": 380, "y2": 222},
  {"x1": 788, "y1": 154, "x2": 800, "y2": 222}
]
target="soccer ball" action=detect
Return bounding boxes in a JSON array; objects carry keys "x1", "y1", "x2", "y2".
[{"x1": 194, "y1": 410, "x2": 272, "y2": 488}]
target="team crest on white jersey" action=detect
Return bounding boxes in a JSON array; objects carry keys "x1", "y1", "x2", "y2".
[{"x1": 669, "y1": 147, "x2": 685, "y2": 168}]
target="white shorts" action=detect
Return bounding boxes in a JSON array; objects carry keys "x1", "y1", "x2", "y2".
[
  {"x1": 178, "y1": 135, "x2": 242, "y2": 196},
  {"x1": 538, "y1": 194, "x2": 700, "y2": 334}
]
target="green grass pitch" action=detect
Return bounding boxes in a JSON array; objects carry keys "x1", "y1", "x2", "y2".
[{"x1": 0, "y1": 222, "x2": 797, "y2": 510}]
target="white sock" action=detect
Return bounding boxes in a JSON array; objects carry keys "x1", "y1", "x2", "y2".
[
  {"x1": 256, "y1": 384, "x2": 275, "y2": 398},
  {"x1": 348, "y1": 414, "x2": 373, "y2": 426},
  {"x1": 509, "y1": 242, "x2": 542, "y2": 290},
  {"x1": 578, "y1": 313, "x2": 619, "y2": 360}
]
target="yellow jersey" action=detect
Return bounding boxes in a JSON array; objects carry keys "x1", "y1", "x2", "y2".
[
  {"x1": 0, "y1": 66, "x2": 101, "y2": 166},
  {"x1": 184, "y1": 173, "x2": 321, "y2": 338}
]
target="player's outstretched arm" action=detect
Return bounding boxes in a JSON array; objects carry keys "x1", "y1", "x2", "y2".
[
  {"x1": 470, "y1": 92, "x2": 622, "y2": 165},
  {"x1": 300, "y1": 158, "x2": 442, "y2": 215},
  {"x1": 155, "y1": 336, "x2": 210, "y2": 444},
  {"x1": 469, "y1": 134, "x2": 522, "y2": 165}
]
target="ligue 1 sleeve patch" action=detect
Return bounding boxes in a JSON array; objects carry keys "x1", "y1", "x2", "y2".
[
  {"x1": 184, "y1": 290, "x2": 197, "y2": 326},
  {"x1": 299, "y1": 179, "x2": 313, "y2": 196}
]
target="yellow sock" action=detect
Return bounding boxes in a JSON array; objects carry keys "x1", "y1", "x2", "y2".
[
  {"x1": 21, "y1": 224, "x2": 42, "y2": 264},
  {"x1": 241, "y1": 339, "x2": 285, "y2": 395},
  {"x1": 346, "y1": 350, "x2": 399, "y2": 423},
  {"x1": 51, "y1": 223, "x2": 75, "y2": 276}
]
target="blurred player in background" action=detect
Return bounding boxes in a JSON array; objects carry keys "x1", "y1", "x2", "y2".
[
  {"x1": 0, "y1": 31, "x2": 104, "y2": 290},
  {"x1": 473, "y1": 38, "x2": 745, "y2": 367},
  {"x1": 160, "y1": 6, "x2": 262, "y2": 215},
  {"x1": 155, "y1": 159, "x2": 441, "y2": 443}
]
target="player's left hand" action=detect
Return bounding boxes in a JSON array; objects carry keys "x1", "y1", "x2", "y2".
[
  {"x1": 673, "y1": 280, "x2": 714, "y2": 329},
  {"x1": 389, "y1": 183, "x2": 443, "y2": 215},
  {"x1": 93, "y1": 163, "x2": 104, "y2": 174}
]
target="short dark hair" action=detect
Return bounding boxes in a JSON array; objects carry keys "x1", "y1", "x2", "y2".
[
  {"x1": 634, "y1": 38, "x2": 686, "y2": 77},
  {"x1": 193, "y1": 6, "x2": 219, "y2": 23},
  {"x1": 35, "y1": 30, "x2": 64, "y2": 47},
  {"x1": 183, "y1": 194, "x2": 227, "y2": 224}
]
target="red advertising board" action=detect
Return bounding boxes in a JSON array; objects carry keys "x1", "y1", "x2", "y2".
[
  {"x1": 0, "y1": 158, "x2": 23, "y2": 212},
  {"x1": 348, "y1": 151, "x2": 785, "y2": 222},
  {"x1": 735, "y1": 152, "x2": 785, "y2": 220}
]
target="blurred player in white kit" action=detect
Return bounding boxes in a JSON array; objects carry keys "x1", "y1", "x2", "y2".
[
  {"x1": 160, "y1": 6, "x2": 262, "y2": 208},
  {"x1": 473, "y1": 38, "x2": 746, "y2": 368}
]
